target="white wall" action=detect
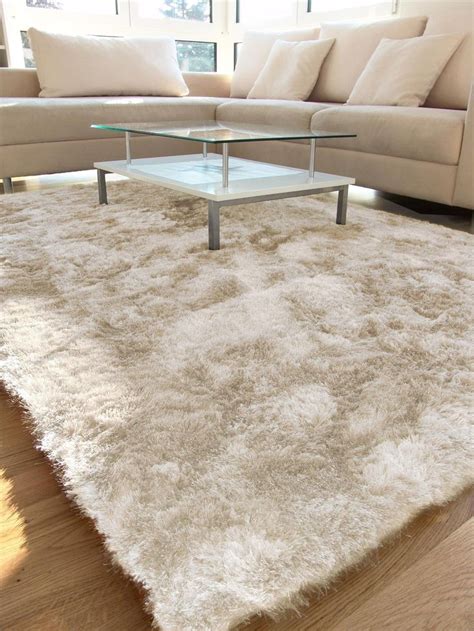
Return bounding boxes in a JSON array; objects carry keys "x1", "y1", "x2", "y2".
[{"x1": 397, "y1": 0, "x2": 474, "y2": 31}]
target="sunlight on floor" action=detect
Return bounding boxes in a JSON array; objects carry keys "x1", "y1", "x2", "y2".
[{"x1": 0, "y1": 470, "x2": 28, "y2": 586}]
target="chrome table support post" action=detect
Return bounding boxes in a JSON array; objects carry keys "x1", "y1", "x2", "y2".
[
  {"x1": 97, "y1": 169, "x2": 108, "y2": 205},
  {"x1": 203, "y1": 142, "x2": 208, "y2": 158},
  {"x1": 222, "y1": 143, "x2": 229, "y2": 188},
  {"x1": 3, "y1": 177, "x2": 13, "y2": 194},
  {"x1": 125, "y1": 131, "x2": 131, "y2": 165},
  {"x1": 337, "y1": 185, "x2": 348, "y2": 225},
  {"x1": 309, "y1": 138, "x2": 316, "y2": 178},
  {"x1": 208, "y1": 201, "x2": 220, "y2": 250}
]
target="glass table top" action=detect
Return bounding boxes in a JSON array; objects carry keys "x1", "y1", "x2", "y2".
[{"x1": 92, "y1": 120, "x2": 356, "y2": 144}]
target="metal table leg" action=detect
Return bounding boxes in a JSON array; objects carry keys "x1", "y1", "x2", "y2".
[
  {"x1": 336, "y1": 185, "x2": 348, "y2": 224},
  {"x1": 203, "y1": 142, "x2": 208, "y2": 158},
  {"x1": 208, "y1": 201, "x2": 220, "y2": 250},
  {"x1": 309, "y1": 139, "x2": 316, "y2": 179},
  {"x1": 125, "y1": 131, "x2": 131, "y2": 166},
  {"x1": 3, "y1": 177, "x2": 13, "y2": 194},
  {"x1": 97, "y1": 169, "x2": 108, "y2": 205},
  {"x1": 222, "y1": 143, "x2": 229, "y2": 188}
]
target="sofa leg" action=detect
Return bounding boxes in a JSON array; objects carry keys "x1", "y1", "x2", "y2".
[{"x1": 3, "y1": 177, "x2": 13, "y2": 194}]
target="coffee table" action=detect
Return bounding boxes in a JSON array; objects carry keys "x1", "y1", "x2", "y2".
[{"x1": 92, "y1": 121, "x2": 356, "y2": 250}]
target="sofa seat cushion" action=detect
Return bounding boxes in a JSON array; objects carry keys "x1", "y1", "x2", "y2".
[
  {"x1": 216, "y1": 99, "x2": 335, "y2": 130},
  {"x1": 311, "y1": 105, "x2": 465, "y2": 165},
  {"x1": 0, "y1": 96, "x2": 224, "y2": 145}
]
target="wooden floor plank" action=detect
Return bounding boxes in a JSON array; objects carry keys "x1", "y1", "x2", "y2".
[
  {"x1": 240, "y1": 492, "x2": 473, "y2": 631},
  {"x1": 335, "y1": 519, "x2": 474, "y2": 631},
  {"x1": 0, "y1": 388, "x2": 153, "y2": 630}
]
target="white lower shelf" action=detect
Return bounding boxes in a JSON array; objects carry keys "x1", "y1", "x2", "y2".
[{"x1": 94, "y1": 153, "x2": 355, "y2": 202}]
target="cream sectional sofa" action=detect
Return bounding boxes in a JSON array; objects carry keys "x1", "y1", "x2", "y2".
[{"x1": 0, "y1": 17, "x2": 473, "y2": 213}]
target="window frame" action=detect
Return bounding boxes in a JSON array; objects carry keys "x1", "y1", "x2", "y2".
[
  {"x1": 24, "y1": 0, "x2": 120, "y2": 16},
  {"x1": 233, "y1": 41, "x2": 241, "y2": 69},
  {"x1": 129, "y1": 1, "x2": 219, "y2": 39},
  {"x1": 234, "y1": 0, "x2": 297, "y2": 27},
  {"x1": 302, "y1": 0, "x2": 395, "y2": 22}
]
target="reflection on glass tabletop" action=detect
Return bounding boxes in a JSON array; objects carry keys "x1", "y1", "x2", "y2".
[{"x1": 92, "y1": 120, "x2": 357, "y2": 144}]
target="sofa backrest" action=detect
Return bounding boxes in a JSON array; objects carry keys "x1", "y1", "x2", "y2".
[
  {"x1": 0, "y1": 68, "x2": 41, "y2": 97},
  {"x1": 3, "y1": 6, "x2": 472, "y2": 110},
  {"x1": 0, "y1": 69, "x2": 232, "y2": 99},
  {"x1": 418, "y1": 9, "x2": 472, "y2": 110},
  {"x1": 425, "y1": 33, "x2": 472, "y2": 111},
  {"x1": 307, "y1": 4, "x2": 473, "y2": 110},
  {"x1": 397, "y1": 1, "x2": 473, "y2": 109},
  {"x1": 309, "y1": 16, "x2": 428, "y2": 103}
]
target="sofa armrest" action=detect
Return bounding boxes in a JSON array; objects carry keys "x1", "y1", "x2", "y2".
[
  {"x1": 453, "y1": 82, "x2": 474, "y2": 209},
  {"x1": 0, "y1": 68, "x2": 41, "y2": 97},
  {"x1": 183, "y1": 72, "x2": 231, "y2": 98}
]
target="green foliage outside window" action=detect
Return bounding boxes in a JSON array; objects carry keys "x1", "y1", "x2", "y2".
[
  {"x1": 26, "y1": 0, "x2": 62, "y2": 7},
  {"x1": 176, "y1": 41, "x2": 216, "y2": 72},
  {"x1": 160, "y1": 0, "x2": 211, "y2": 22}
]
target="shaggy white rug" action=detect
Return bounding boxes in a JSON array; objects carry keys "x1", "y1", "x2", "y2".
[{"x1": 1, "y1": 181, "x2": 473, "y2": 630}]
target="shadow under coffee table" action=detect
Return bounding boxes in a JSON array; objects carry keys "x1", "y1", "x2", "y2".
[{"x1": 91, "y1": 121, "x2": 356, "y2": 250}]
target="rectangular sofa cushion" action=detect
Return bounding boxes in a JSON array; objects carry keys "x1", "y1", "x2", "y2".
[
  {"x1": 247, "y1": 39, "x2": 335, "y2": 101},
  {"x1": 28, "y1": 28, "x2": 189, "y2": 98},
  {"x1": 217, "y1": 99, "x2": 333, "y2": 131},
  {"x1": 230, "y1": 27, "x2": 320, "y2": 98},
  {"x1": 309, "y1": 16, "x2": 428, "y2": 103},
  {"x1": 347, "y1": 33, "x2": 464, "y2": 107},
  {"x1": 0, "y1": 96, "x2": 222, "y2": 145},
  {"x1": 310, "y1": 105, "x2": 465, "y2": 166}
]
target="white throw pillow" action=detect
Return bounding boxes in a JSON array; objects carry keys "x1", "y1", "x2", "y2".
[
  {"x1": 247, "y1": 39, "x2": 335, "y2": 101},
  {"x1": 28, "y1": 28, "x2": 189, "y2": 98},
  {"x1": 310, "y1": 16, "x2": 428, "y2": 103},
  {"x1": 230, "y1": 27, "x2": 320, "y2": 98},
  {"x1": 347, "y1": 33, "x2": 464, "y2": 107}
]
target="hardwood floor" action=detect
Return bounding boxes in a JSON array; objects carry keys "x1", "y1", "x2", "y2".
[
  {"x1": 1, "y1": 175, "x2": 473, "y2": 629},
  {"x1": 334, "y1": 520, "x2": 473, "y2": 631}
]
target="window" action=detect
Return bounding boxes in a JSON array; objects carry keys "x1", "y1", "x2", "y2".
[
  {"x1": 21, "y1": 30, "x2": 34, "y2": 67},
  {"x1": 26, "y1": 0, "x2": 118, "y2": 14},
  {"x1": 233, "y1": 42, "x2": 241, "y2": 69},
  {"x1": 307, "y1": 0, "x2": 389, "y2": 10},
  {"x1": 176, "y1": 40, "x2": 216, "y2": 72},
  {"x1": 8, "y1": 0, "x2": 330, "y2": 73},
  {"x1": 138, "y1": 0, "x2": 211, "y2": 22},
  {"x1": 236, "y1": 0, "x2": 292, "y2": 23}
]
